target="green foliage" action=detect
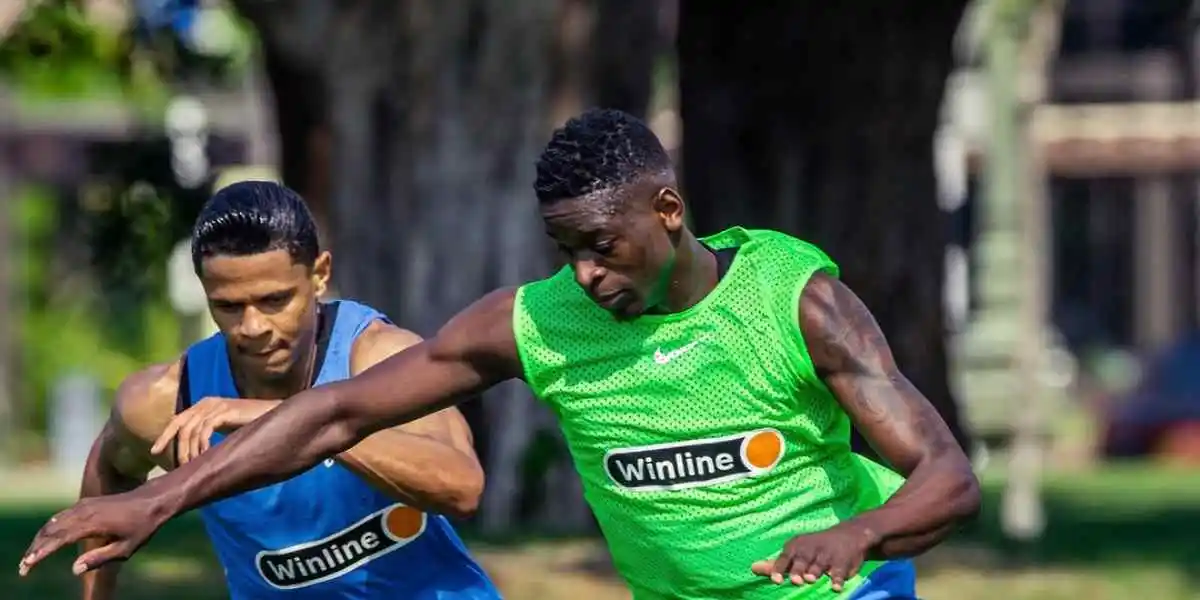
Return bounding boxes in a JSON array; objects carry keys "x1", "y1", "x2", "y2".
[
  {"x1": 1, "y1": 2, "x2": 249, "y2": 446},
  {"x1": 15, "y1": 184, "x2": 192, "y2": 441},
  {"x1": 0, "y1": 1, "x2": 163, "y2": 104},
  {"x1": 0, "y1": 0, "x2": 255, "y2": 108}
]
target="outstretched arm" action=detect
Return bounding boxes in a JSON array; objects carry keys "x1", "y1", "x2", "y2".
[
  {"x1": 79, "y1": 362, "x2": 178, "y2": 599},
  {"x1": 20, "y1": 288, "x2": 522, "y2": 576},
  {"x1": 164, "y1": 288, "x2": 520, "y2": 515},
  {"x1": 151, "y1": 322, "x2": 487, "y2": 518},
  {"x1": 801, "y1": 272, "x2": 980, "y2": 558},
  {"x1": 333, "y1": 321, "x2": 484, "y2": 518}
]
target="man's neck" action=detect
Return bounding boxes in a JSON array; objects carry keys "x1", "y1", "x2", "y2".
[
  {"x1": 230, "y1": 310, "x2": 320, "y2": 399},
  {"x1": 656, "y1": 233, "x2": 719, "y2": 314},
  {"x1": 231, "y1": 349, "x2": 315, "y2": 400}
]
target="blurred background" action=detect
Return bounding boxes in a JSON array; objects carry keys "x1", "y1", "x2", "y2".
[{"x1": 3, "y1": 0, "x2": 1200, "y2": 598}]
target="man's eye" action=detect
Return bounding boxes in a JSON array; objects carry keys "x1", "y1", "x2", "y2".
[{"x1": 594, "y1": 241, "x2": 615, "y2": 255}]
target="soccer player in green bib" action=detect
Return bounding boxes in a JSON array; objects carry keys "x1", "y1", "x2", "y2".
[{"x1": 22, "y1": 109, "x2": 981, "y2": 599}]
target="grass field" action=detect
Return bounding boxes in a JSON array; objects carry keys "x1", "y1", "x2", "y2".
[{"x1": 3, "y1": 465, "x2": 1200, "y2": 599}]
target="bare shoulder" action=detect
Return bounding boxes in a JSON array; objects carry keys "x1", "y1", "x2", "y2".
[
  {"x1": 429, "y1": 287, "x2": 519, "y2": 369},
  {"x1": 797, "y1": 271, "x2": 894, "y2": 376},
  {"x1": 112, "y1": 359, "x2": 183, "y2": 445},
  {"x1": 351, "y1": 320, "x2": 424, "y2": 375},
  {"x1": 350, "y1": 315, "x2": 483, "y2": 449}
]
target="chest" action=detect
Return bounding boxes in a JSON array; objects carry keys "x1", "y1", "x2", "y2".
[
  {"x1": 540, "y1": 313, "x2": 814, "y2": 449},
  {"x1": 201, "y1": 432, "x2": 388, "y2": 526}
]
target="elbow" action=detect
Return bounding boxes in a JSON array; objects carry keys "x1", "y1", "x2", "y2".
[
  {"x1": 440, "y1": 468, "x2": 484, "y2": 520},
  {"x1": 917, "y1": 449, "x2": 981, "y2": 526},
  {"x1": 949, "y1": 462, "x2": 983, "y2": 525}
]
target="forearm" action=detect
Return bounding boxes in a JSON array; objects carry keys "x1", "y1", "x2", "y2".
[
  {"x1": 152, "y1": 336, "x2": 500, "y2": 519},
  {"x1": 849, "y1": 456, "x2": 980, "y2": 560},
  {"x1": 79, "y1": 442, "x2": 145, "y2": 599},
  {"x1": 154, "y1": 387, "x2": 363, "y2": 515},
  {"x1": 336, "y1": 431, "x2": 483, "y2": 518}
]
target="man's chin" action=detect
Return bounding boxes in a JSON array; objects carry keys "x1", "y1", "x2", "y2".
[
  {"x1": 608, "y1": 300, "x2": 644, "y2": 321},
  {"x1": 239, "y1": 356, "x2": 293, "y2": 379}
]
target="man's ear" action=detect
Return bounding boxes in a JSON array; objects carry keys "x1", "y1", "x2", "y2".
[{"x1": 312, "y1": 251, "x2": 332, "y2": 297}]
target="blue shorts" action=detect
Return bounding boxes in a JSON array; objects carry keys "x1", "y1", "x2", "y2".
[{"x1": 845, "y1": 560, "x2": 918, "y2": 600}]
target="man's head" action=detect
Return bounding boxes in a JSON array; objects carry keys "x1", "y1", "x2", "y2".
[
  {"x1": 534, "y1": 108, "x2": 685, "y2": 318},
  {"x1": 191, "y1": 181, "x2": 330, "y2": 379}
]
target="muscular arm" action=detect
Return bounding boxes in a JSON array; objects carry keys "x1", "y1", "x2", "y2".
[
  {"x1": 79, "y1": 362, "x2": 179, "y2": 599},
  {"x1": 800, "y1": 273, "x2": 980, "y2": 559},
  {"x1": 146, "y1": 288, "x2": 521, "y2": 520},
  {"x1": 332, "y1": 321, "x2": 484, "y2": 518}
]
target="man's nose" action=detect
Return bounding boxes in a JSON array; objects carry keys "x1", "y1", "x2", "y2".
[
  {"x1": 573, "y1": 258, "x2": 605, "y2": 293},
  {"x1": 239, "y1": 307, "x2": 271, "y2": 338}
]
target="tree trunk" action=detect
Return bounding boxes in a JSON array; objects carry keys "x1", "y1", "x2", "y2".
[
  {"x1": 235, "y1": 0, "x2": 602, "y2": 534},
  {"x1": 259, "y1": 45, "x2": 331, "y2": 235},
  {"x1": 549, "y1": 0, "x2": 665, "y2": 125},
  {"x1": 678, "y1": 0, "x2": 973, "y2": 457},
  {"x1": 591, "y1": 0, "x2": 663, "y2": 117}
]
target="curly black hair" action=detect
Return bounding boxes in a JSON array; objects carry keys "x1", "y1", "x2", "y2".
[
  {"x1": 191, "y1": 180, "x2": 320, "y2": 274},
  {"x1": 534, "y1": 108, "x2": 672, "y2": 204}
]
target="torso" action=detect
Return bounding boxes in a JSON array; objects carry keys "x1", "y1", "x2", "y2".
[
  {"x1": 513, "y1": 227, "x2": 906, "y2": 600},
  {"x1": 171, "y1": 300, "x2": 499, "y2": 600}
]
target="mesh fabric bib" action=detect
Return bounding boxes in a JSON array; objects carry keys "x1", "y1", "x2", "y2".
[{"x1": 513, "y1": 227, "x2": 905, "y2": 599}]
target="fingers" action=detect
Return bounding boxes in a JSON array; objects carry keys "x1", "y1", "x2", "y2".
[
  {"x1": 752, "y1": 547, "x2": 854, "y2": 590},
  {"x1": 73, "y1": 542, "x2": 130, "y2": 576},
  {"x1": 19, "y1": 510, "x2": 90, "y2": 576},
  {"x1": 828, "y1": 556, "x2": 865, "y2": 593},
  {"x1": 182, "y1": 415, "x2": 207, "y2": 465},
  {"x1": 827, "y1": 566, "x2": 847, "y2": 593},
  {"x1": 750, "y1": 560, "x2": 774, "y2": 577},
  {"x1": 790, "y1": 551, "x2": 828, "y2": 586},
  {"x1": 771, "y1": 548, "x2": 810, "y2": 585},
  {"x1": 169, "y1": 413, "x2": 214, "y2": 465},
  {"x1": 150, "y1": 415, "x2": 184, "y2": 456},
  {"x1": 195, "y1": 415, "x2": 221, "y2": 458}
]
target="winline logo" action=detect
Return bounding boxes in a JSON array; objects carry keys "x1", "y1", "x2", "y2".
[
  {"x1": 604, "y1": 429, "x2": 785, "y2": 491},
  {"x1": 256, "y1": 504, "x2": 426, "y2": 589}
]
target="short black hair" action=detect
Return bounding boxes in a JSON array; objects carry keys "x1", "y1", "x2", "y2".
[
  {"x1": 191, "y1": 180, "x2": 319, "y2": 273},
  {"x1": 534, "y1": 108, "x2": 672, "y2": 204}
]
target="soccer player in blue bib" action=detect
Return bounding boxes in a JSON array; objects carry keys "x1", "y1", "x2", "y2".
[{"x1": 75, "y1": 181, "x2": 500, "y2": 599}]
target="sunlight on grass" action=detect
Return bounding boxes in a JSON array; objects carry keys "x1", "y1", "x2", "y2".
[
  {"x1": 127, "y1": 554, "x2": 210, "y2": 585},
  {"x1": 3, "y1": 464, "x2": 1200, "y2": 599},
  {"x1": 921, "y1": 565, "x2": 1194, "y2": 600}
]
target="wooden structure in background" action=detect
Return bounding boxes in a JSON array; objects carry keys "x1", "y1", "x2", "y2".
[{"x1": 951, "y1": 1, "x2": 1200, "y2": 446}]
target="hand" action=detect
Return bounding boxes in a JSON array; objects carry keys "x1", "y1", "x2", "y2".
[
  {"x1": 18, "y1": 488, "x2": 174, "y2": 577},
  {"x1": 750, "y1": 522, "x2": 879, "y2": 592},
  {"x1": 151, "y1": 397, "x2": 279, "y2": 464}
]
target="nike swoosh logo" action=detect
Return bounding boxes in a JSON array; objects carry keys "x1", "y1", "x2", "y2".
[{"x1": 654, "y1": 340, "x2": 700, "y2": 365}]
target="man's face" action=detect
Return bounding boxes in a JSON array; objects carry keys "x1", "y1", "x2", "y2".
[
  {"x1": 199, "y1": 249, "x2": 331, "y2": 380},
  {"x1": 540, "y1": 184, "x2": 685, "y2": 319}
]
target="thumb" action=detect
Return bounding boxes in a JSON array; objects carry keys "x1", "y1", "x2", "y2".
[{"x1": 73, "y1": 543, "x2": 127, "y2": 575}]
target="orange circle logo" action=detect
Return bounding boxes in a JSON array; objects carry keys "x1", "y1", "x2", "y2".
[
  {"x1": 742, "y1": 429, "x2": 784, "y2": 471},
  {"x1": 383, "y1": 505, "x2": 426, "y2": 540}
]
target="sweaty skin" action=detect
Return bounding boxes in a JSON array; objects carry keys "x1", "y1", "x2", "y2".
[
  {"x1": 24, "y1": 275, "x2": 976, "y2": 581},
  {"x1": 749, "y1": 272, "x2": 979, "y2": 590},
  {"x1": 800, "y1": 272, "x2": 975, "y2": 559},
  {"x1": 75, "y1": 320, "x2": 482, "y2": 600}
]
